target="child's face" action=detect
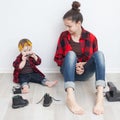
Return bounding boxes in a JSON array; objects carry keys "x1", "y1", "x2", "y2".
[{"x1": 21, "y1": 46, "x2": 32, "y2": 56}]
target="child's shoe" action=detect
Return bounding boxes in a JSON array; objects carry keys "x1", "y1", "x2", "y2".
[
  {"x1": 36, "y1": 93, "x2": 60, "y2": 107},
  {"x1": 12, "y1": 95, "x2": 29, "y2": 109},
  {"x1": 43, "y1": 93, "x2": 52, "y2": 107},
  {"x1": 12, "y1": 86, "x2": 21, "y2": 94}
]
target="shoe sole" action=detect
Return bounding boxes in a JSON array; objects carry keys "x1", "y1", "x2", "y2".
[{"x1": 12, "y1": 102, "x2": 28, "y2": 109}]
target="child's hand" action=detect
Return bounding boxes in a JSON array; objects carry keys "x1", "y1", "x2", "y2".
[
  {"x1": 19, "y1": 51, "x2": 27, "y2": 69},
  {"x1": 30, "y1": 53, "x2": 38, "y2": 61},
  {"x1": 21, "y1": 51, "x2": 27, "y2": 61},
  {"x1": 30, "y1": 52, "x2": 35, "y2": 58},
  {"x1": 27, "y1": 50, "x2": 33, "y2": 56},
  {"x1": 22, "y1": 54, "x2": 27, "y2": 61}
]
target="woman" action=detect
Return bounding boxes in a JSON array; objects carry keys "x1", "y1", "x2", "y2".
[{"x1": 54, "y1": 1, "x2": 106, "y2": 115}]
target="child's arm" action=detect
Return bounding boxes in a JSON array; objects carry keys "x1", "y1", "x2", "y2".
[
  {"x1": 19, "y1": 52, "x2": 28, "y2": 69},
  {"x1": 13, "y1": 53, "x2": 27, "y2": 70},
  {"x1": 19, "y1": 60, "x2": 26, "y2": 69},
  {"x1": 13, "y1": 54, "x2": 22, "y2": 70},
  {"x1": 31, "y1": 53, "x2": 38, "y2": 61},
  {"x1": 30, "y1": 53, "x2": 41, "y2": 65}
]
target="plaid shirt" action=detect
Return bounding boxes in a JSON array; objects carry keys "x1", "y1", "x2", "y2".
[
  {"x1": 13, "y1": 54, "x2": 45, "y2": 83},
  {"x1": 54, "y1": 27, "x2": 98, "y2": 66}
]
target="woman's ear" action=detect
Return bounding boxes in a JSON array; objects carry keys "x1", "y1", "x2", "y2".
[{"x1": 77, "y1": 21, "x2": 81, "y2": 25}]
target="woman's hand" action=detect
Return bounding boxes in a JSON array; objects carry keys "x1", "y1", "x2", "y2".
[{"x1": 76, "y1": 62, "x2": 86, "y2": 75}]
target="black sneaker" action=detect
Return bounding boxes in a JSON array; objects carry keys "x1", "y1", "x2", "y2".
[
  {"x1": 12, "y1": 95, "x2": 29, "y2": 109},
  {"x1": 12, "y1": 86, "x2": 22, "y2": 94},
  {"x1": 36, "y1": 93, "x2": 60, "y2": 107}
]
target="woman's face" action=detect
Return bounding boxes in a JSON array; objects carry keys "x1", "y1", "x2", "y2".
[{"x1": 64, "y1": 19, "x2": 81, "y2": 35}]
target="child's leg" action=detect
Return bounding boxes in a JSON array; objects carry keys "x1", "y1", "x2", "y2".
[
  {"x1": 19, "y1": 74, "x2": 30, "y2": 94},
  {"x1": 21, "y1": 82, "x2": 30, "y2": 94},
  {"x1": 30, "y1": 73, "x2": 58, "y2": 87},
  {"x1": 42, "y1": 79, "x2": 58, "y2": 87}
]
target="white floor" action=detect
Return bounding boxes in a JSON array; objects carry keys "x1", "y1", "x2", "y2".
[{"x1": 0, "y1": 73, "x2": 120, "y2": 120}]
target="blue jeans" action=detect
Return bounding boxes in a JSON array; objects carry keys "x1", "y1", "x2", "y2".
[
  {"x1": 19, "y1": 72, "x2": 47, "y2": 87},
  {"x1": 60, "y1": 51, "x2": 106, "y2": 90}
]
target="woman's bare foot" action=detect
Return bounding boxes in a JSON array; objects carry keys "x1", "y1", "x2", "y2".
[
  {"x1": 93, "y1": 102, "x2": 104, "y2": 115},
  {"x1": 66, "y1": 88, "x2": 84, "y2": 115},
  {"x1": 93, "y1": 86, "x2": 104, "y2": 115},
  {"x1": 22, "y1": 85, "x2": 29, "y2": 94},
  {"x1": 45, "y1": 80, "x2": 58, "y2": 87}
]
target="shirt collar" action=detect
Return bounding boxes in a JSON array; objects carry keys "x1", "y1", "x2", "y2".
[{"x1": 67, "y1": 26, "x2": 88, "y2": 41}]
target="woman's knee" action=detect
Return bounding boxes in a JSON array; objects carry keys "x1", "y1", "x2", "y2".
[
  {"x1": 93, "y1": 51, "x2": 105, "y2": 60},
  {"x1": 66, "y1": 51, "x2": 76, "y2": 60},
  {"x1": 64, "y1": 51, "x2": 77, "y2": 67}
]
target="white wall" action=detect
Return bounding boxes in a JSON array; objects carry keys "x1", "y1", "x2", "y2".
[{"x1": 0, "y1": 0, "x2": 120, "y2": 73}]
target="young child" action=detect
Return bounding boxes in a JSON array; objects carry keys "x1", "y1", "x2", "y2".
[{"x1": 13, "y1": 39, "x2": 58, "y2": 94}]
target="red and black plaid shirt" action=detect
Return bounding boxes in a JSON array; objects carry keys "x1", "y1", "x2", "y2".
[
  {"x1": 13, "y1": 54, "x2": 45, "y2": 83},
  {"x1": 54, "y1": 27, "x2": 98, "y2": 66}
]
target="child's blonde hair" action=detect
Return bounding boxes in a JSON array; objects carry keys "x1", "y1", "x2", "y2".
[{"x1": 18, "y1": 39, "x2": 32, "y2": 51}]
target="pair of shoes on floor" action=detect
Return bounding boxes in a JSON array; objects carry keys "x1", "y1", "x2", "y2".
[
  {"x1": 12, "y1": 95, "x2": 29, "y2": 109},
  {"x1": 12, "y1": 86, "x2": 22, "y2": 94},
  {"x1": 36, "y1": 93, "x2": 60, "y2": 107}
]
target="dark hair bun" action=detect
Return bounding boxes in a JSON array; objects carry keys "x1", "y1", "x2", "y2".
[{"x1": 72, "y1": 1, "x2": 80, "y2": 11}]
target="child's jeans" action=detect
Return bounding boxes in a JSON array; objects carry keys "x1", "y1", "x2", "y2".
[
  {"x1": 19, "y1": 72, "x2": 47, "y2": 87},
  {"x1": 60, "y1": 51, "x2": 106, "y2": 90}
]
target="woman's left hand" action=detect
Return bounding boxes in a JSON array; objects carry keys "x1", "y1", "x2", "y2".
[
  {"x1": 76, "y1": 62, "x2": 86, "y2": 75},
  {"x1": 76, "y1": 66, "x2": 84, "y2": 75}
]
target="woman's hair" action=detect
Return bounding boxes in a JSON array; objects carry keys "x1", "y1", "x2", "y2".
[
  {"x1": 18, "y1": 38, "x2": 32, "y2": 51},
  {"x1": 63, "y1": 1, "x2": 83, "y2": 23}
]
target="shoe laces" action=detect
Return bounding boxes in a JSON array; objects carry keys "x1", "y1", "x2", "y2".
[{"x1": 36, "y1": 93, "x2": 60, "y2": 104}]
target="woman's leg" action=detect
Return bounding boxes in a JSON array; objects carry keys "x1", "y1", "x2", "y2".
[
  {"x1": 61, "y1": 51, "x2": 84, "y2": 115},
  {"x1": 75, "y1": 51, "x2": 105, "y2": 115},
  {"x1": 93, "y1": 86, "x2": 104, "y2": 115},
  {"x1": 91, "y1": 51, "x2": 105, "y2": 115}
]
